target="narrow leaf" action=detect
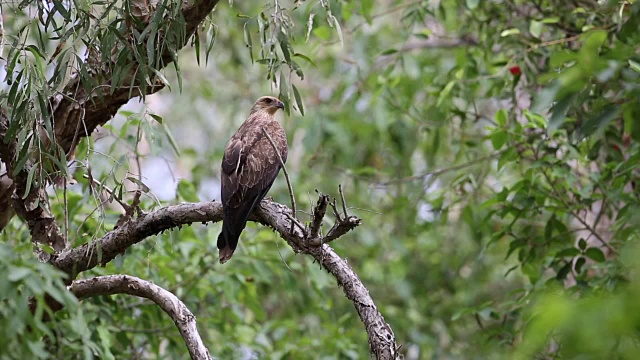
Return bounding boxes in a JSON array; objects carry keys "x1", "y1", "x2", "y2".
[{"x1": 292, "y1": 84, "x2": 304, "y2": 116}]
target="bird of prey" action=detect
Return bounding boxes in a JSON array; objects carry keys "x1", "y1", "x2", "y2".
[{"x1": 217, "y1": 96, "x2": 288, "y2": 264}]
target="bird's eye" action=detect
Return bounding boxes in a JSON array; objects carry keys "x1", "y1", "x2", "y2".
[{"x1": 266, "y1": 98, "x2": 273, "y2": 104}]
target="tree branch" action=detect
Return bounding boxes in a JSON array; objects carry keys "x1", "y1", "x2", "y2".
[
  {"x1": 0, "y1": 0, "x2": 221, "y2": 231},
  {"x1": 51, "y1": 196, "x2": 400, "y2": 359},
  {"x1": 70, "y1": 275, "x2": 212, "y2": 360}
]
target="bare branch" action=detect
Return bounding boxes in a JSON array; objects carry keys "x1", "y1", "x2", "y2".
[
  {"x1": 339, "y1": 184, "x2": 348, "y2": 217},
  {"x1": 323, "y1": 214, "x2": 362, "y2": 244},
  {"x1": 51, "y1": 196, "x2": 399, "y2": 358},
  {"x1": 51, "y1": 202, "x2": 224, "y2": 278},
  {"x1": 70, "y1": 275, "x2": 212, "y2": 360},
  {"x1": 308, "y1": 190, "x2": 329, "y2": 240}
]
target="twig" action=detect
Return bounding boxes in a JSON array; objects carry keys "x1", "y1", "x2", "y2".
[
  {"x1": 64, "y1": 178, "x2": 69, "y2": 248},
  {"x1": 284, "y1": 212, "x2": 306, "y2": 235},
  {"x1": 339, "y1": 184, "x2": 348, "y2": 217},
  {"x1": 261, "y1": 127, "x2": 296, "y2": 233},
  {"x1": 70, "y1": 275, "x2": 212, "y2": 360},
  {"x1": 0, "y1": 3, "x2": 4, "y2": 60},
  {"x1": 82, "y1": 174, "x2": 131, "y2": 212},
  {"x1": 329, "y1": 198, "x2": 342, "y2": 222},
  {"x1": 274, "y1": 239, "x2": 293, "y2": 272}
]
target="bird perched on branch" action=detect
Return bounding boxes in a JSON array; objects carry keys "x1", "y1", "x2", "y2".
[{"x1": 217, "y1": 96, "x2": 288, "y2": 264}]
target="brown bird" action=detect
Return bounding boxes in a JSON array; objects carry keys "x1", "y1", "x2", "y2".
[{"x1": 218, "y1": 96, "x2": 288, "y2": 264}]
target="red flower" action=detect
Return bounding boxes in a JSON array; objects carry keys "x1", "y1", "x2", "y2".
[{"x1": 509, "y1": 66, "x2": 522, "y2": 76}]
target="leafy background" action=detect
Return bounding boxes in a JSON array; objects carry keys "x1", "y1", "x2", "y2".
[{"x1": 1, "y1": 0, "x2": 640, "y2": 358}]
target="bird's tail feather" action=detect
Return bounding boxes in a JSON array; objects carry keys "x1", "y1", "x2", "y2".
[
  {"x1": 217, "y1": 223, "x2": 239, "y2": 264},
  {"x1": 217, "y1": 190, "x2": 270, "y2": 264}
]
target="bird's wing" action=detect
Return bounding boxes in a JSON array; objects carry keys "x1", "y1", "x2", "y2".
[{"x1": 221, "y1": 121, "x2": 288, "y2": 208}]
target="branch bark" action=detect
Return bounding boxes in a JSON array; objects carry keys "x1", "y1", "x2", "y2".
[
  {"x1": 51, "y1": 197, "x2": 400, "y2": 359},
  {"x1": 70, "y1": 275, "x2": 212, "y2": 360}
]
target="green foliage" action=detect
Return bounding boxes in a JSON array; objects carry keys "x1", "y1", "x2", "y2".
[{"x1": 0, "y1": 243, "x2": 113, "y2": 359}]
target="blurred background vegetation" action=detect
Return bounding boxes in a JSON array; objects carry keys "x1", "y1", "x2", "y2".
[{"x1": 1, "y1": 0, "x2": 640, "y2": 358}]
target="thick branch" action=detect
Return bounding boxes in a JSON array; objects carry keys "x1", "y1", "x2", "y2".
[
  {"x1": 51, "y1": 197, "x2": 399, "y2": 358},
  {"x1": 52, "y1": 202, "x2": 223, "y2": 278},
  {"x1": 70, "y1": 275, "x2": 212, "y2": 360}
]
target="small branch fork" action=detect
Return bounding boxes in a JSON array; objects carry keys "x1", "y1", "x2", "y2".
[
  {"x1": 305, "y1": 185, "x2": 362, "y2": 245},
  {"x1": 70, "y1": 275, "x2": 212, "y2": 360}
]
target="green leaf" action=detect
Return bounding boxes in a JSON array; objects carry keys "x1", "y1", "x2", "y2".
[
  {"x1": 556, "y1": 248, "x2": 580, "y2": 258},
  {"x1": 293, "y1": 53, "x2": 317, "y2": 67},
  {"x1": 522, "y1": 262, "x2": 540, "y2": 284},
  {"x1": 497, "y1": 147, "x2": 516, "y2": 172},
  {"x1": 380, "y1": 48, "x2": 398, "y2": 55},
  {"x1": 22, "y1": 166, "x2": 38, "y2": 199},
  {"x1": 578, "y1": 238, "x2": 587, "y2": 250},
  {"x1": 500, "y1": 28, "x2": 521, "y2": 37},
  {"x1": 628, "y1": 59, "x2": 640, "y2": 74},
  {"x1": 451, "y1": 307, "x2": 474, "y2": 321},
  {"x1": 490, "y1": 131, "x2": 507, "y2": 150},
  {"x1": 544, "y1": 216, "x2": 554, "y2": 241},
  {"x1": 466, "y1": 0, "x2": 479, "y2": 10},
  {"x1": 548, "y1": 94, "x2": 574, "y2": 131},
  {"x1": 177, "y1": 179, "x2": 199, "y2": 202},
  {"x1": 206, "y1": 24, "x2": 217, "y2": 65},
  {"x1": 329, "y1": 15, "x2": 344, "y2": 47},
  {"x1": 574, "y1": 257, "x2": 586, "y2": 273},
  {"x1": 126, "y1": 177, "x2": 150, "y2": 192},
  {"x1": 580, "y1": 30, "x2": 607, "y2": 56},
  {"x1": 577, "y1": 105, "x2": 619, "y2": 139},
  {"x1": 161, "y1": 122, "x2": 180, "y2": 156},
  {"x1": 585, "y1": 248, "x2": 605, "y2": 262},
  {"x1": 150, "y1": 68, "x2": 171, "y2": 90},
  {"x1": 25, "y1": 45, "x2": 47, "y2": 60},
  {"x1": 437, "y1": 81, "x2": 456, "y2": 107},
  {"x1": 495, "y1": 109, "x2": 508, "y2": 126},
  {"x1": 529, "y1": 20, "x2": 543, "y2": 39},
  {"x1": 292, "y1": 84, "x2": 304, "y2": 116},
  {"x1": 39, "y1": 243, "x2": 56, "y2": 254},
  {"x1": 556, "y1": 262, "x2": 572, "y2": 280},
  {"x1": 52, "y1": 0, "x2": 71, "y2": 20},
  {"x1": 8, "y1": 267, "x2": 32, "y2": 282},
  {"x1": 149, "y1": 114, "x2": 163, "y2": 124},
  {"x1": 243, "y1": 22, "x2": 253, "y2": 63},
  {"x1": 193, "y1": 30, "x2": 200, "y2": 66}
]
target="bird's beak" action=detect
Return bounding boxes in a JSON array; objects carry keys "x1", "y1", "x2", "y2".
[{"x1": 276, "y1": 100, "x2": 285, "y2": 110}]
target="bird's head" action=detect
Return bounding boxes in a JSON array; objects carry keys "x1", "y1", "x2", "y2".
[{"x1": 251, "y1": 96, "x2": 285, "y2": 115}]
